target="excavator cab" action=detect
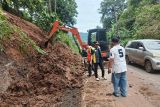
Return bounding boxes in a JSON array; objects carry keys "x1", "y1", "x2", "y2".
[{"x1": 88, "y1": 29, "x2": 109, "y2": 61}]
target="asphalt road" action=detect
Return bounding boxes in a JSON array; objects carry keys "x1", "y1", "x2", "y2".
[{"x1": 127, "y1": 64, "x2": 160, "y2": 90}]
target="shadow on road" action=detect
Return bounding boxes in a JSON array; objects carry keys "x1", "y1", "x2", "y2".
[
  {"x1": 128, "y1": 63, "x2": 160, "y2": 74},
  {"x1": 106, "y1": 93, "x2": 112, "y2": 96}
]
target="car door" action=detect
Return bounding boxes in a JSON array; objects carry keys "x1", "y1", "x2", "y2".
[
  {"x1": 127, "y1": 42, "x2": 139, "y2": 62},
  {"x1": 135, "y1": 42, "x2": 145, "y2": 65}
]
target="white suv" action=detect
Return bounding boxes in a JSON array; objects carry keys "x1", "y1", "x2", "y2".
[{"x1": 125, "y1": 39, "x2": 160, "y2": 73}]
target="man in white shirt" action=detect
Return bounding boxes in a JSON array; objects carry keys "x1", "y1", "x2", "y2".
[{"x1": 108, "y1": 37, "x2": 127, "y2": 97}]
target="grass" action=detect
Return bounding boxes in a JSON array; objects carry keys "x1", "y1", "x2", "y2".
[
  {"x1": 0, "y1": 9, "x2": 14, "y2": 52},
  {"x1": 14, "y1": 27, "x2": 46, "y2": 55},
  {"x1": 0, "y1": 9, "x2": 46, "y2": 55},
  {"x1": 55, "y1": 31, "x2": 80, "y2": 54}
]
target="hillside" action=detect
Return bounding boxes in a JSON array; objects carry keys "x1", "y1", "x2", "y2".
[{"x1": 0, "y1": 10, "x2": 84, "y2": 106}]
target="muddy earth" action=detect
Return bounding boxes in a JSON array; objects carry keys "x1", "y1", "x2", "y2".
[
  {"x1": 82, "y1": 64, "x2": 160, "y2": 107},
  {"x1": 0, "y1": 12, "x2": 84, "y2": 106}
]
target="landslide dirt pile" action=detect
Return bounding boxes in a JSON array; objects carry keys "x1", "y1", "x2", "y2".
[
  {"x1": 0, "y1": 12, "x2": 84, "y2": 106},
  {"x1": 0, "y1": 43, "x2": 84, "y2": 106},
  {"x1": 4, "y1": 11, "x2": 48, "y2": 45}
]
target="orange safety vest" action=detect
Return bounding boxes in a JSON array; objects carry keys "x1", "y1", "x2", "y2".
[
  {"x1": 87, "y1": 48, "x2": 91, "y2": 62},
  {"x1": 87, "y1": 54, "x2": 92, "y2": 62}
]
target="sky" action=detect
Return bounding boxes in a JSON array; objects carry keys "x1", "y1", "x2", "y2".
[{"x1": 75, "y1": 0, "x2": 103, "y2": 33}]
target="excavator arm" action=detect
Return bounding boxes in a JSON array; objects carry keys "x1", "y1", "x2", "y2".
[{"x1": 46, "y1": 20, "x2": 86, "y2": 50}]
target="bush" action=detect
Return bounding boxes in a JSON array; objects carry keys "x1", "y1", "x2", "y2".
[
  {"x1": 55, "y1": 31, "x2": 79, "y2": 53},
  {"x1": 111, "y1": 0, "x2": 160, "y2": 45},
  {"x1": 34, "y1": 11, "x2": 58, "y2": 32}
]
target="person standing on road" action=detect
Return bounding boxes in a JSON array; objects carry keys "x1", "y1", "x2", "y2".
[
  {"x1": 86, "y1": 45, "x2": 95, "y2": 77},
  {"x1": 108, "y1": 37, "x2": 127, "y2": 97},
  {"x1": 93, "y1": 41, "x2": 106, "y2": 81}
]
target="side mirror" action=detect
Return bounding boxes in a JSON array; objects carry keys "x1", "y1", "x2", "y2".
[{"x1": 139, "y1": 47, "x2": 144, "y2": 51}]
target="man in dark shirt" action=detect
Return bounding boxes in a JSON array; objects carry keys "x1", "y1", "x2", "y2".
[{"x1": 93, "y1": 41, "x2": 106, "y2": 81}]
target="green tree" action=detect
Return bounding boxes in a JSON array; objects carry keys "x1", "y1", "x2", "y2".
[
  {"x1": 100, "y1": 0, "x2": 160, "y2": 46},
  {"x1": 117, "y1": 0, "x2": 159, "y2": 45},
  {"x1": 0, "y1": 0, "x2": 78, "y2": 31},
  {"x1": 54, "y1": 0, "x2": 78, "y2": 25},
  {"x1": 99, "y1": 0, "x2": 126, "y2": 30}
]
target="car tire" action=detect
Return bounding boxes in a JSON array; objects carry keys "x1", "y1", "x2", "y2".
[
  {"x1": 145, "y1": 61, "x2": 154, "y2": 73},
  {"x1": 126, "y1": 56, "x2": 131, "y2": 64}
]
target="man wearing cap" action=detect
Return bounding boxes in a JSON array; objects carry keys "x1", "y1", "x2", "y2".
[
  {"x1": 108, "y1": 37, "x2": 127, "y2": 97},
  {"x1": 86, "y1": 45, "x2": 95, "y2": 77},
  {"x1": 93, "y1": 41, "x2": 106, "y2": 81}
]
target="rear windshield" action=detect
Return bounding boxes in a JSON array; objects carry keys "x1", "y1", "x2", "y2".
[
  {"x1": 143, "y1": 41, "x2": 160, "y2": 50},
  {"x1": 97, "y1": 30, "x2": 107, "y2": 41}
]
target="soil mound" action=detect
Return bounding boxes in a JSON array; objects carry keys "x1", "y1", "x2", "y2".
[
  {"x1": 0, "y1": 12, "x2": 84, "y2": 106},
  {"x1": 4, "y1": 11, "x2": 48, "y2": 44}
]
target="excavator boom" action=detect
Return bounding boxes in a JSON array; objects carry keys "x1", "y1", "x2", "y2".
[{"x1": 47, "y1": 20, "x2": 86, "y2": 50}]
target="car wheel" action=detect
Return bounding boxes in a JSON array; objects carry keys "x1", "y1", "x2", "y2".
[
  {"x1": 126, "y1": 56, "x2": 131, "y2": 64},
  {"x1": 145, "y1": 61, "x2": 154, "y2": 73}
]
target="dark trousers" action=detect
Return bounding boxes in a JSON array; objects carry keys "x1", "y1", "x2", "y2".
[
  {"x1": 88, "y1": 61, "x2": 95, "y2": 76},
  {"x1": 94, "y1": 62, "x2": 105, "y2": 78},
  {"x1": 88, "y1": 63, "x2": 92, "y2": 76}
]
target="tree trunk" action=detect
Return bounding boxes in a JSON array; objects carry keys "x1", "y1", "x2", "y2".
[{"x1": 48, "y1": 0, "x2": 52, "y2": 14}]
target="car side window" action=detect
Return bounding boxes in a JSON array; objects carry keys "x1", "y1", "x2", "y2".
[
  {"x1": 129, "y1": 42, "x2": 138, "y2": 49},
  {"x1": 137, "y1": 42, "x2": 144, "y2": 49}
]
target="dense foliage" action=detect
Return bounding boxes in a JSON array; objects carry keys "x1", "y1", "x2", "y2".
[
  {"x1": 0, "y1": 0, "x2": 78, "y2": 31},
  {"x1": 100, "y1": 0, "x2": 160, "y2": 45},
  {"x1": 99, "y1": 0, "x2": 126, "y2": 30},
  {"x1": 55, "y1": 31, "x2": 80, "y2": 53}
]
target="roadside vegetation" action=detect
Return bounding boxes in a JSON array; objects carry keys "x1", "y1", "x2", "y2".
[
  {"x1": 0, "y1": 9, "x2": 14, "y2": 51},
  {"x1": 100, "y1": 0, "x2": 160, "y2": 45},
  {"x1": 55, "y1": 31, "x2": 80, "y2": 53},
  {"x1": 0, "y1": 0, "x2": 77, "y2": 31}
]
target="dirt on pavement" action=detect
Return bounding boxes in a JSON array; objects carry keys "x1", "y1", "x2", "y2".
[
  {"x1": 0, "y1": 12, "x2": 84, "y2": 106},
  {"x1": 82, "y1": 66, "x2": 160, "y2": 107}
]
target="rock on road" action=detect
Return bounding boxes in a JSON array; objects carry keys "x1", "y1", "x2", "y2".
[{"x1": 82, "y1": 64, "x2": 160, "y2": 107}]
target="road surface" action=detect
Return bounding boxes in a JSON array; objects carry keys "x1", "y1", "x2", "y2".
[
  {"x1": 128, "y1": 64, "x2": 160, "y2": 90},
  {"x1": 82, "y1": 64, "x2": 160, "y2": 107}
]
